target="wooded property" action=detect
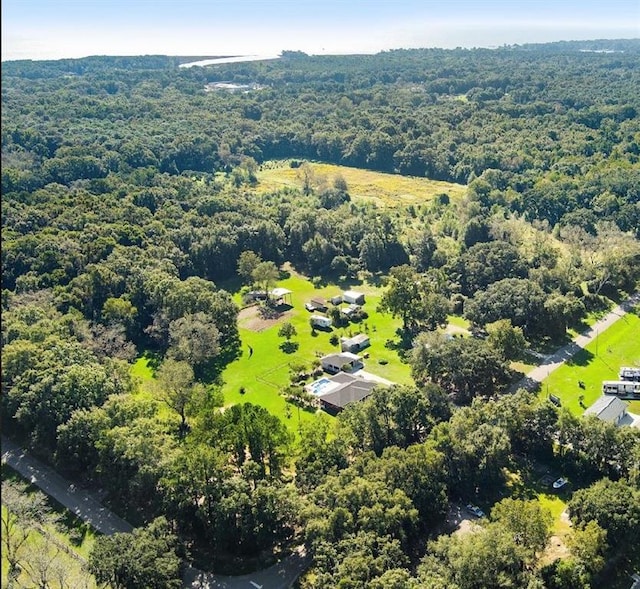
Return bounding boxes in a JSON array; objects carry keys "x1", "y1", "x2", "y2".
[{"x1": 2, "y1": 38, "x2": 640, "y2": 589}]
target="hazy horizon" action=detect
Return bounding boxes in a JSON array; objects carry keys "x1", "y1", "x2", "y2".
[{"x1": 2, "y1": 0, "x2": 639, "y2": 62}]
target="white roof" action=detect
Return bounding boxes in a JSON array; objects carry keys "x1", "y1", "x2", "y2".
[
  {"x1": 270, "y1": 288, "x2": 292, "y2": 296},
  {"x1": 342, "y1": 333, "x2": 370, "y2": 344},
  {"x1": 343, "y1": 289, "x2": 364, "y2": 297}
]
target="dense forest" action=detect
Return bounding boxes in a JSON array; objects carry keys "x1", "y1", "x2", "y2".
[{"x1": 2, "y1": 39, "x2": 640, "y2": 588}]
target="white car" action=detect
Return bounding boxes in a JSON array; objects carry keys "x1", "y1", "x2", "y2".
[
  {"x1": 466, "y1": 504, "x2": 485, "y2": 518},
  {"x1": 552, "y1": 477, "x2": 568, "y2": 490}
]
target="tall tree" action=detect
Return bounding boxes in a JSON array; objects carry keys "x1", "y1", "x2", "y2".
[
  {"x1": 155, "y1": 359, "x2": 204, "y2": 437},
  {"x1": 168, "y1": 311, "x2": 220, "y2": 370},
  {"x1": 251, "y1": 261, "x2": 279, "y2": 302},
  {"x1": 490, "y1": 498, "x2": 553, "y2": 566},
  {"x1": 1, "y1": 481, "x2": 58, "y2": 579},
  {"x1": 237, "y1": 250, "x2": 262, "y2": 286},
  {"x1": 89, "y1": 517, "x2": 182, "y2": 589},
  {"x1": 411, "y1": 332, "x2": 511, "y2": 403}
]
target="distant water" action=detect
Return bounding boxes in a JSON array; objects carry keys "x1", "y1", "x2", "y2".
[{"x1": 179, "y1": 54, "x2": 281, "y2": 68}]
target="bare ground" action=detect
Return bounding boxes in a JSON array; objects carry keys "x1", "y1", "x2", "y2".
[
  {"x1": 238, "y1": 304, "x2": 293, "y2": 332},
  {"x1": 541, "y1": 509, "x2": 572, "y2": 565}
]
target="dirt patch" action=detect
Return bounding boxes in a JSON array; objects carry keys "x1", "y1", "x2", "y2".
[
  {"x1": 542, "y1": 534, "x2": 571, "y2": 564},
  {"x1": 238, "y1": 305, "x2": 293, "y2": 332},
  {"x1": 439, "y1": 503, "x2": 482, "y2": 537},
  {"x1": 541, "y1": 509, "x2": 572, "y2": 565},
  {"x1": 445, "y1": 325, "x2": 470, "y2": 336},
  {"x1": 454, "y1": 518, "x2": 479, "y2": 536}
]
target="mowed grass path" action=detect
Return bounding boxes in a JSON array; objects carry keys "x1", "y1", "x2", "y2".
[
  {"x1": 257, "y1": 160, "x2": 467, "y2": 207},
  {"x1": 541, "y1": 307, "x2": 640, "y2": 415},
  {"x1": 221, "y1": 272, "x2": 413, "y2": 433}
]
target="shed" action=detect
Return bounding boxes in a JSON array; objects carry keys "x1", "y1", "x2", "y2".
[
  {"x1": 305, "y1": 298, "x2": 328, "y2": 312},
  {"x1": 341, "y1": 305, "x2": 360, "y2": 319},
  {"x1": 269, "y1": 287, "x2": 293, "y2": 305},
  {"x1": 341, "y1": 333, "x2": 371, "y2": 353},
  {"x1": 584, "y1": 395, "x2": 629, "y2": 425},
  {"x1": 342, "y1": 290, "x2": 365, "y2": 305}
]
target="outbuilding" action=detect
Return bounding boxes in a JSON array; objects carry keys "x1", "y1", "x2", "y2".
[
  {"x1": 310, "y1": 315, "x2": 332, "y2": 329},
  {"x1": 341, "y1": 333, "x2": 371, "y2": 353},
  {"x1": 305, "y1": 298, "x2": 328, "y2": 312},
  {"x1": 320, "y1": 352, "x2": 364, "y2": 374},
  {"x1": 269, "y1": 287, "x2": 293, "y2": 306},
  {"x1": 342, "y1": 290, "x2": 365, "y2": 305}
]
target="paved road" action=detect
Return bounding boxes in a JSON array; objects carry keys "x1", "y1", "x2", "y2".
[
  {"x1": 3, "y1": 293, "x2": 637, "y2": 585},
  {"x1": 183, "y1": 548, "x2": 311, "y2": 589},
  {"x1": 1, "y1": 435, "x2": 133, "y2": 535},
  {"x1": 1, "y1": 435, "x2": 310, "y2": 588},
  {"x1": 512, "y1": 292, "x2": 640, "y2": 392}
]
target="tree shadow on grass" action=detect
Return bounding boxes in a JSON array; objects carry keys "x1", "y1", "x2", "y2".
[
  {"x1": 140, "y1": 350, "x2": 163, "y2": 374},
  {"x1": 565, "y1": 348, "x2": 594, "y2": 367},
  {"x1": 280, "y1": 341, "x2": 300, "y2": 354},
  {"x1": 199, "y1": 341, "x2": 243, "y2": 383}
]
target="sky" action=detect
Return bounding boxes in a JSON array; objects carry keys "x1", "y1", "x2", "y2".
[{"x1": 2, "y1": 0, "x2": 639, "y2": 61}]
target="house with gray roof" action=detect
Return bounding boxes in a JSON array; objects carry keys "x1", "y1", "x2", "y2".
[
  {"x1": 584, "y1": 395, "x2": 629, "y2": 426},
  {"x1": 313, "y1": 372, "x2": 380, "y2": 414},
  {"x1": 320, "y1": 352, "x2": 363, "y2": 374}
]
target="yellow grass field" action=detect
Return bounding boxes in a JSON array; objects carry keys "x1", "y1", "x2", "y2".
[{"x1": 256, "y1": 160, "x2": 467, "y2": 207}]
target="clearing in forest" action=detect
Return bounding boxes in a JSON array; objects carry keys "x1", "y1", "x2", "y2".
[
  {"x1": 541, "y1": 307, "x2": 640, "y2": 416},
  {"x1": 256, "y1": 160, "x2": 467, "y2": 207}
]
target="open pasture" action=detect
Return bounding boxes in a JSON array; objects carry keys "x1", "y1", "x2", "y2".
[{"x1": 256, "y1": 160, "x2": 467, "y2": 207}]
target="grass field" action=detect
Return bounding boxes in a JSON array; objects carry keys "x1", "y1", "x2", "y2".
[
  {"x1": 219, "y1": 269, "x2": 414, "y2": 435},
  {"x1": 128, "y1": 269, "x2": 415, "y2": 437},
  {"x1": 256, "y1": 160, "x2": 467, "y2": 207},
  {"x1": 541, "y1": 307, "x2": 640, "y2": 415},
  {"x1": 1, "y1": 468, "x2": 98, "y2": 588}
]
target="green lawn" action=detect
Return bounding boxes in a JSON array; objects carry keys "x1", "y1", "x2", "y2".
[
  {"x1": 541, "y1": 308, "x2": 640, "y2": 416},
  {"x1": 220, "y1": 270, "x2": 414, "y2": 433},
  {"x1": 128, "y1": 270, "x2": 416, "y2": 437},
  {"x1": 536, "y1": 492, "x2": 570, "y2": 535},
  {"x1": 130, "y1": 353, "x2": 155, "y2": 381}
]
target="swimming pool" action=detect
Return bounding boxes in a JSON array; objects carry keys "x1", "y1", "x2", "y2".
[{"x1": 307, "y1": 377, "x2": 338, "y2": 396}]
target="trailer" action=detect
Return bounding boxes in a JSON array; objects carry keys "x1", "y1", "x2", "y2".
[
  {"x1": 310, "y1": 315, "x2": 332, "y2": 329},
  {"x1": 602, "y1": 380, "x2": 640, "y2": 399},
  {"x1": 619, "y1": 367, "x2": 640, "y2": 381}
]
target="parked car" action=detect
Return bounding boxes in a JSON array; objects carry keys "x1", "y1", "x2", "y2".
[
  {"x1": 553, "y1": 477, "x2": 568, "y2": 490},
  {"x1": 466, "y1": 504, "x2": 485, "y2": 518}
]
